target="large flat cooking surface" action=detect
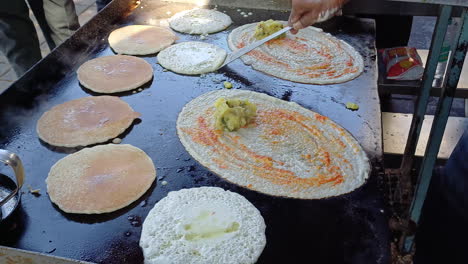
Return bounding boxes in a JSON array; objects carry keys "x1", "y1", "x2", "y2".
[{"x1": 0, "y1": 1, "x2": 388, "y2": 263}]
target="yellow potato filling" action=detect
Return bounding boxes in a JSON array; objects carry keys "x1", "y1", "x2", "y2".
[
  {"x1": 214, "y1": 98, "x2": 257, "y2": 132},
  {"x1": 254, "y1": 19, "x2": 286, "y2": 40}
]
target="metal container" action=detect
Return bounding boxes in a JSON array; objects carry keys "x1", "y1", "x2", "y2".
[{"x1": 0, "y1": 150, "x2": 24, "y2": 222}]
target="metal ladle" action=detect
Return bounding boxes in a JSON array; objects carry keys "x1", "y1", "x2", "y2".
[{"x1": 0, "y1": 150, "x2": 24, "y2": 221}]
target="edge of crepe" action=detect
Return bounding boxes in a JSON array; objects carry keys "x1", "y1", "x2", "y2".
[
  {"x1": 36, "y1": 96, "x2": 140, "y2": 147},
  {"x1": 227, "y1": 22, "x2": 365, "y2": 85},
  {"x1": 140, "y1": 186, "x2": 266, "y2": 264},
  {"x1": 77, "y1": 55, "x2": 154, "y2": 93},
  {"x1": 108, "y1": 25, "x2": 177, "y2": 55},
  {"x1": 157, "y1": 41, "x2": 227, "y2": 75},
  {"x1": 168, "y1": 8, "x2": 233, "y2": 35},
  {"x1": 46, "y1": 144, "x2": 156, "y2": 214},
  {"x1": 176, "y1": 89, "x2": 371, "y2": 200}
]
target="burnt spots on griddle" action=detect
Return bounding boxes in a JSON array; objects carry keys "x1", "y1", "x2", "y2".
[
  {"x1": 218, "y1": 68, "x2": 252, "y2": 86},
  {"x1": 281, "y1": 90, "x2": 293, "y2": 101},
  {"x1": 157, "y1": 170, "x2": 168, "y2": 181},
  {"x1": 249, "y1": 88, "x2": 275, "y2": 98},
  {"x1": 95, "y1": 239, "x2": 144, "y2": 264},
  {"x1": 330, "y1": 96, "x2": 341, "y2": 104},
  {"x1": 190, "y1": 172, "x2": 227, "y2": 188},
  {"x1": 127, "y1": 215, "x2": 142, "y2": 227},
  {"x1": 192, "y1": 174, "x2": 206, "y2": 185},
  {"x1": 124, "y1": 231, "x2": 132, "y2": 237},
  {"x1": 176, "y1": 165, "x2": 196, "y2": 174}
]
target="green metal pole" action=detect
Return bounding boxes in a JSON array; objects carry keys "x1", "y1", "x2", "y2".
[
  {"x1": 402, "y1": 7, "x2": 468, "y2": 253},
  {"x1": 400, "y1": 5, "x2": 452, "y2": 177}
]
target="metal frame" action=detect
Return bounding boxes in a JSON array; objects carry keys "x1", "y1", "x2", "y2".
[
  {"x1": 400, "y1": 5, "x2": 452, "y2": 180},
  {"x1": 377, "y1": 80, "x2": 468, "y2": 98},
  {"x1": 398, "y1": 4, "x2": 468, "y2": 253},
  {"x1": 388, "y1": 0, "x2": 468, "y2": 8}
]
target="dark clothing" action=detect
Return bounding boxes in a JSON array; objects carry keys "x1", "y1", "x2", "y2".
[
  {"x1": 0, "y1": 0, "x2": 41, "y2": 76},
  {"x1": 375, "y1": 15, "x2": 413, "y2": 48},
  {"x1": 42, "y1": 0, "x2": 80, "y2": 45},
  {"x1": 364, "y1": 15, "x2": 414, "y2": 49},
  {"x1": 415, "y1": 130, "x2": 468, "y2": 264},
  {"x1": 26, "y1": 0, "x2": 56, "y2": 50},
  {"x1": 0, "y1": 0, "x2": 79, "y2": 77}
]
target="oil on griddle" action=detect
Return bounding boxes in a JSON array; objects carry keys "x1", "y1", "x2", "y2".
[{"x1": 0, "y1": 0, "x2": 389, "y2": 263}]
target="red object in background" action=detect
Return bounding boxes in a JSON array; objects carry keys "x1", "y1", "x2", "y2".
[{"x1": 381, "y1": 47, "x2": 424, "y2": 80}]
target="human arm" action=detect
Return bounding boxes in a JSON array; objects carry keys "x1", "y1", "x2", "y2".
[{"x1": 288, "y1": 0, "x2": 348, "y2": 34}]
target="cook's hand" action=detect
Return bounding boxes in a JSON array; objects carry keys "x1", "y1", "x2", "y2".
[{"x1": 288, "y1": 0, "x2": 347, "y2": 34}]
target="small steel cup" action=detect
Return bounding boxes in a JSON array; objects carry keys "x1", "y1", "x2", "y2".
[{"x1": 0, "y1": 150, "x2": 24, "y2": 221}]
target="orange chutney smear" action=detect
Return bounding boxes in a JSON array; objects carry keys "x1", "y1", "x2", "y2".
[
  {"x1": 184, "y1": 109, "x2": 345, "y2": 188},
  {"x1": 259, "y1": 109, "x2": 324, "y2": 140},
  {"x1": 306, "y1": 63, "x2": 331, "y2": 71},
  {"x1": 268, "y1": 38, "x2": 308, "y2": 51},
  {"x1": 212, "y1": 158, "x2": 229, "y2": 169},
  {"x1": 314, "y1": 113, "x2": 328, "y2": 123},
  {"x1": 236, "y1": 42, "x2": 246, "y2": 49},
  {"x1": 317, "y1": 47, "x2": 334, "y2": 60},
  {"x1": 237, "y1": 40, "x2": 290, "y2": 68},
  {"x1": 184, "y1": 117, "x2": 291, "y2": 175},
  {"x1": 249, "y1": 50, "x2": 290, "y2": 68},
  {"x1": 322, "y1": 151, "x2": 331, "y2": 166},
  {"x1": 238, "y1": 35, "x2": 358, "y2": 82}
]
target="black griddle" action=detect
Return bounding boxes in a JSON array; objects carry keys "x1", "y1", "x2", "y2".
[{"x1": 0, "y1": 0, "x2": 389, "y2": 263}]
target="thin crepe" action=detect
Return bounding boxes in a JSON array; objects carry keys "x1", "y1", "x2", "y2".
[
  {"x1": 177, "y1": 90, "x2": 370, "y2": 199},
  {"x1": 169, "y1": 8, "x2": 232, "y2": 35},
  {"x1": 157, "y1": 41, "x2": 226, "y2": 75},
  {"x1": 77, "y1": 55, "x2": 153, "y2": 93},
  {"x1": 37, "y1": 96, "x2": 140, "y2": 147},
  {"x1": 46, "y1": 144, "x2": 156, "y2": 214},
  {"x1": 108, "y1": 25, "x2": 177, "y2": 55},
  {"x1": 140, "y1": 187, "x2": 266, "y2": 264},
  {"x1": 228, "y1": 22, "x2": 364, "y2": 84}
]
